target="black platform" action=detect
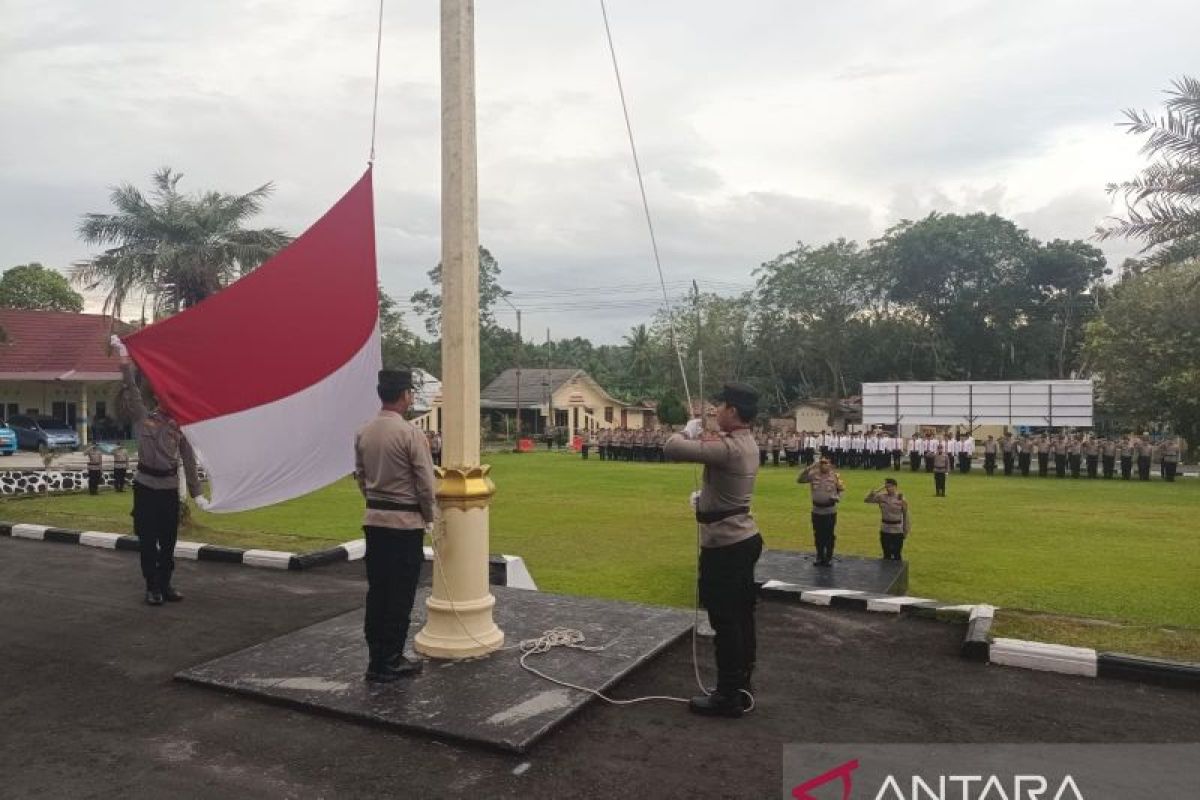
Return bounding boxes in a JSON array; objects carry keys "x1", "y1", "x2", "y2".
[
  {"x1": 755, "y1": 549, "x2": 908, "y2": 599},
  {"x1": 177, "y1": 586, "x2": 693, "y2": 753}
]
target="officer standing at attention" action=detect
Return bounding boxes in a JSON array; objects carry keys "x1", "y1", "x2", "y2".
[
  {"x1": 983, "y1": 435, "x2": 998, "y2": 476},
  {"x1": 84, "y1": 442, "x2": 104, "y2": 495},
  {"x1": 1017, "y1": 434, "x2": 1032, "y2": 477},
  {"x1": 1160, "y1": 435, "x2": 1180, "y2": 482},
  {"x1": 1136, "y1": 434, "x2": 1154, "y2": 480},
  {"x1": 1101, "y1": 436, "x2": 1117, "y2": 479},
  {"x1": 932, "y1": 444, "x2": 951, "y2": 497},
  {"x1": 799, "y1": 455, "x2": 845, "y2": 567},
  {"x1": 865, "y1": 478, "x2": 909, "y2": 561},
  {"x1": 112, "y1": 336, "x2": 203, "y2": 607},
  {"x1": 113, "y1": 445, "x2": 130, "y2": 492},
  {"x1": 1000, "y1": 432, "x2": 1015, "y2": 476},
  {"x1": 665, "y1": 383, "x2": 762, "y2": 718},
  {"x1": 1067, "y1": 435, "x2": 1083, "y2": 478},
  {"x1": 1083, "y1": 436, "x2": 1100, "y2": 479},
  {"x1": 354, "y1": 369, "x2": 436, "y2": 683}
]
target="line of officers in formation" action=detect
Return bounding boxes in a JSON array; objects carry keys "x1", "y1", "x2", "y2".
[{"x1": 584, "y1": 428, "x2": 1188, "y2": 482}]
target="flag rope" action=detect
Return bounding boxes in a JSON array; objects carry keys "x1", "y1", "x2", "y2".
[{"x1": 368, "y1": 0, "x2": 385, "y2": 164}]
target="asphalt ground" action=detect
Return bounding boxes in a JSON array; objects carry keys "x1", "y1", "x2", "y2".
[{"x1": 1, "y1": 537, "x2": 1196, "y2": 800}]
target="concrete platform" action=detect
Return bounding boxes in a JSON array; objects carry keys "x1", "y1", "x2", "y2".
[
  {"x1": 755, "y1": 549, "x2": 908, "y2": 597},
  {"x1": 177, "y1": 585, "x2": 692, "y2": 753}
]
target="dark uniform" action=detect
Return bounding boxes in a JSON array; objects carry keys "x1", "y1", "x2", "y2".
[
  {"x1": 665, "y1": 383, "x2": 762, "y2": 718},
  {"x1": 120, "y1": 361, "x2": 201, "y2": 606},
  {"x1": 355, "y1": 370, "x2": 436, "y2": 682}
]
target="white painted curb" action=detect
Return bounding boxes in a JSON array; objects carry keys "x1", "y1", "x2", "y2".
[
  {"x1": 798, "y1": 588, "x2": 862, "y2": 606},
  {"x1": 242, "y1": 549, "x2": 294, "y2": 570},
  {"x1": 866, "y1": 595, "x2": 934, "y2": 613},
  {"x1": 990, "y1": 637, "x2": 1098, "y2": 677},
  {"x1": 503, "y1": 555, "x2": 538, "y2": 591},
  {"x1": 11, "y1": 524, "x2": 49, "y2": 540},
  {"x1": 79, "y1": 531, "x2": 121, "y2": 549},
  {"x1": 341, "y1": 539, "x2": 367, "y2": 561},
  {"x1": 174, "y1": 541, "x2": 205, "y2": 560}
]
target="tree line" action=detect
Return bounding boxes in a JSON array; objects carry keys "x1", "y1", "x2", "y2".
[{"x1": 3, "y1": 77, "x2": 1196, "y2": 446}]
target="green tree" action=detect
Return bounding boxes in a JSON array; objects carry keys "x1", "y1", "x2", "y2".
[
  {"x1": 0, "y1": 263, "x2": 84, "y2": 312},
  {"x1": 1024, "y1": 240, "x2": 1109, "y2": 378},
  {"x1": 409, "y1": 246, "x2": 509, "y2": 337},
  {"x1": 622, "y1": 323, "x2": 657, "y2": 391},
  {"x1": 1085, "y1": 262, "x2": 1200, "y2": 448},
  {"x1": 73, "y1": 167, "x2": 290, "y2": 317},
  {"x1": 1099, "y1": 76, "x2": 1200, "y2": 251},
  {"x1": 378, "y1": 286, "x2": 435, "y2": 371}
]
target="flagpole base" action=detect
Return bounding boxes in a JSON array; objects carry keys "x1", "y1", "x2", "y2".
[{"x1": 414, "y1": 465, "x2": 505, "y2": 660}]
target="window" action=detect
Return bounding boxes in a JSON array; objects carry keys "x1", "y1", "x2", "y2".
[{"x1": 604, "y1": 407, "x2": 613, "y2": 423}]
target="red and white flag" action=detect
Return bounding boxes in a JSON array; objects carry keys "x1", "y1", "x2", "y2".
[{"x1": 125, "y1": 169, "x2": 382, "y2": 512}]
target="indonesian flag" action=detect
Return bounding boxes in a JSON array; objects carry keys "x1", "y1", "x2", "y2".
[{"x1": 124, "y1": 169, "x2": 382, "y2": 512}]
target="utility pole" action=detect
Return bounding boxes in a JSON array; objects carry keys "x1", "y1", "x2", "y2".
[
  {"x1": 545, "y1": 327, "x2": 552, "y2": 434},
  {"x1": 500, "y1": 296, "x2": 522, "y2": 442},
  {"x1": 414, "y1": 0, "x2": 503, "y2": 659}
]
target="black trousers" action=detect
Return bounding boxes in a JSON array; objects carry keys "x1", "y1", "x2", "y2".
[
  {"x1": 909, "y1": 452, "x2": 921, "y2": 471},
  {"x1": 958, "y1": 453, "x2": 970, "y2": 474},
  {"x1": 984, "y1": 453, "x2": 996, "y2": 475},
  {"x1": 363, "y1": 527, "x2": 425, "y2": 665},
  {"x1": 1069, "y1": 455, "x2": 1082, "y2": 478},
  {"x1": 1102, "y1": 455, "x2": 1115, "y2": 478},
  {"x1": 1086, "y1": 456, "x2": 1098, "y2": 478},
  {"x1": 1164, "y1": 461, "x2": 1178, "y2": 482},
  {"x1": 88, "y1": 469, "x2": 101, "y2": 495},
  {"x1": 432, "y1": 451, "x2": 442, "y2": 466},
  {"x1": 1018, "y1": 453, "x2": 1031, "y2": 476},
  {"x1": 1037, "y1": 453, "x2": 1049, "y2": 477},
  {"x1": 1137, "y1": 456, "x2": 1151, "y2": 480},
  {"x1": 1121, "y1": 456, "x2": 1133, "y2": 479},
  {"x1": 892, "y1": 450, "x2": 902, "y2": 470},
  {"x1": 812, "y1": 513, "x2": 837, "y2": 563},
  {"x1": 934, "y1": 471, "x2": 947, "y2": 496},
  {"x1": 880, "y1": 531, "x2": 904, "y2": 560},
  {"x1": 924, "y1": 454, "x2": 934, "y2": 472},
  {"x1": 581, "y1": 445, "x2": 590, "y2": 459},
  {"x1": 699, "y1": 533, "x2": 762, "y2": 695},
  {"x1": 133, "y1": 483, "x2": 180, "y2": 591},
  {"x1": 113, "y1": 467, "x2": 127, "y2": 491},
  {"x1": 759, "y1": 450, "x2": 767, "y2": 466},
  {"x1": 1002, "y1": 452, "x2": 1014, "y2": 475},
  {"x1": 1055, "y1": 454, "x2": 1067, "y2": 477}
]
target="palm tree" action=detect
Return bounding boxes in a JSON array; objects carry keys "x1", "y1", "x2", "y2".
[
  {"x1": 623, "y1": 323, "x2": 655, "y2": 389},
  {"x1": 1099, "y1": 76, "x2": 1200, "y2": 250},
  {"x1": 73, "y1": 168, "x2": 291, "y2": 318}
]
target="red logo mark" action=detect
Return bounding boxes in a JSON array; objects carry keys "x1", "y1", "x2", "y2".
[{"x1": 792, "y1": 759, "x2": 860, "y2": 800}]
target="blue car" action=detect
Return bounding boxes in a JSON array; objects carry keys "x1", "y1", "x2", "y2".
[
  {"x1": 6, "y1": 414, "x2": 80, "y2": 451},
  {"x1": 0, "y1": 422, "x2": 16, "y2": 455}
]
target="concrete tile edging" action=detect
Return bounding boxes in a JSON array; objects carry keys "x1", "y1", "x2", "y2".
[
  {"x1": 757, "y1": 580, "x2": 1199, "y2": 691},
  {"x1": 0, "y1": 520, "x2": 537, "y2": 591}
]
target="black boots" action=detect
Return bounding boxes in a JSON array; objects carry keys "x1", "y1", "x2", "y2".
[
  {"x1": 162, "y1": 586, "x2": 183, "y2": 602},
  {"x1": 144, "y1": 590, "x2": 163, "y2": 606},
  {"x1": 688, "y1": 691, "x2": 744, "y2": 718},
  {"x1": 365, "y1": 654, "x2": 424, "y2": 683}
]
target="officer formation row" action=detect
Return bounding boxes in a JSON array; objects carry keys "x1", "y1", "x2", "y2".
[{"x1": 582, "y1": 427, "x2": 1189, "y2": 482}]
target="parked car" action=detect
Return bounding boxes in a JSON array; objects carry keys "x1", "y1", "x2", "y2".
[
  {"x1": 7, "y1": 414, "x2": 80, "y2": 451},
  {"x1": 0, "y1": 422, "x2": 16, "y2": 455}
]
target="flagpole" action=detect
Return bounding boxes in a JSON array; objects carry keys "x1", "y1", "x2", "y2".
[{"x1": 414, "y1": 0, "x2": 504, "y2": 658}]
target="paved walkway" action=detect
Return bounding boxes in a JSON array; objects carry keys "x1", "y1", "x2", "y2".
[{"x1": 1, "y1": 537, "x2": 1196, "y2": 799}]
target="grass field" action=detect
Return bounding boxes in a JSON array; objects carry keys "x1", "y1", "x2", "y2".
[{"x1": 4, "y1": 451, "x2": 1198, "y2": 658}]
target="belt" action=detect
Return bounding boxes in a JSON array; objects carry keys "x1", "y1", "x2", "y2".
[
  {"x1": 812, "y1": 499, "x2": 838, "y2": 508},
  {"x1": 883, "y1": 517, "x2": 903, "y2": 525},
  {"x1": 366, "y1": 499, "x2": 422, "y2": 512},
  {"x1": 136, "y1": 463, "x2": 176, "y2": 478},
  {"x1": 695, "y1": 506, "x2": 750, "y2": 524}
]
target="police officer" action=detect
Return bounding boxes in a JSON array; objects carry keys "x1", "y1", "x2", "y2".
[
  {"x1": 1067, "y1": 435, "x2": 1083, "y2": 478},
  {"x1": 112, "y1": 337, "x2": 202, "y2": 606},
  {"x1": 983, "y1": 435, "x2": 998, "y2": 476},
  {"x1": 932, "y1": 445, "x2": 951, "y2": 497},
  {"x1": 113, "y1": 445, "x2": 129, "y2": 492},
  {"x1": 1083, "y1": 436, "x2": 1099, "y2": 478},
  {"x1": 866, "y1": 478, "x2": 909, "y2": 560},
  {"x1": 1118, "y1": 436, "x2": 1133, "y2": 480},
  {"x1": 665, "y1": 383, "x2": 762, "y2": 718},
  {"x1": 583, "y1": 429, "x2": 596, "y2": 460},
  {"x1": 799, "y1": 455, "x2": 845, "y2": 567},
  {"x1": 1161, "y1": 436, "x2": 1180, "y2": 482},
  {"x1": 1017, "y1": 434, "x2": 1032, "y2": 477},
  {"x1": 84, "y1": 442, "x2": 104, "y2": 495},
  {"x1": 908, "y1": 433, "x2": 922, "y2": 472},
  {"x1": 1137, "y1": 435, "x2": 1153, "y2": 480},
  {"x1": 1001, "y1": 433, "x2": 1015, "y2": 476},
  {"x1": 354, "y1": 369, "x2": 435, "y2": 683},
  {"x1": 1036, "y1": 434, "x2": 1050, "y2": 478}
]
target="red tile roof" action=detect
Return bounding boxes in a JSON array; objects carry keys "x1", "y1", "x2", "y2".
[{"x1": 0, "y1": 309, "x2": 134, "y2": 381}]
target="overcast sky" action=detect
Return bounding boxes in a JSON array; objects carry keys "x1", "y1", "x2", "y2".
[{"x1": 2, "y1": 0, "x2": 1196, "y2": 343}]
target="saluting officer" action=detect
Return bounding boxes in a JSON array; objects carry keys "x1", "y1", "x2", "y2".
[
  {"x1": 799, "y1": 456, "x2": 845, "y2": 567},
  {"x1": 665, "y1": 383, "x2": 763, "y2": 718},
  {"x1": 866, "y1": 478, "x2": 909, "y2": 561},
  {"x1": 1067, "y1": 435, "x2": 1083, "y2": 478},
  {"x1": 1083, "y1": 436, "x2": 1100, "y2": 478},
  {"x1": 112, "y1": 337, "x2": 203, "y2": 607},
  {"x1": 354, "y1": 369, "x2": 436, "y2": 683}
]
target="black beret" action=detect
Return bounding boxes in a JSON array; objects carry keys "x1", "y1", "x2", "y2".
[
  {"x1": 711, "y1": 382, "x2": 759, "y2": 407},
  {"x1": 378, "y1": 369, "x2": 414, "y2": 393}
]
